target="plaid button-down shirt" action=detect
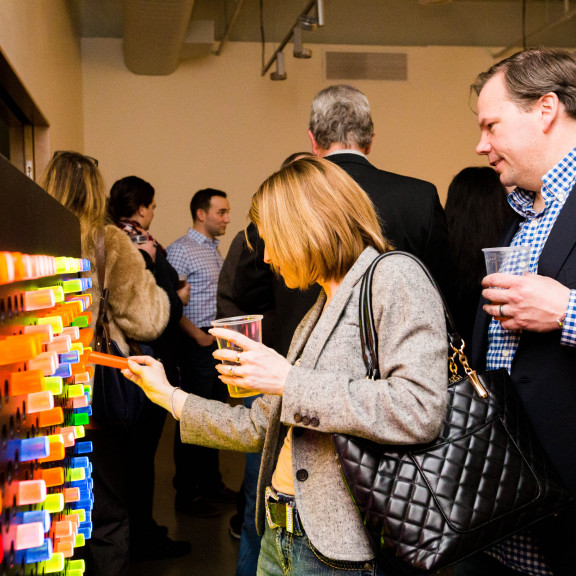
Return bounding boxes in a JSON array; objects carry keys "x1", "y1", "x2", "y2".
[
  {"x1": 485, "y1": 146, "x2": 576, "y2": 575},
  {"x1": 167, "y1": 228, "x2": 223, "y2": 328}
]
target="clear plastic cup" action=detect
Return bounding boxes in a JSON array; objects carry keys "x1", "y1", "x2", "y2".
[
  {"x1": 482, "y1": 246, "x2": 532, "y2": 276},
  {"x1": 211, "y1": 315, "x2": 263, "y2": 398}
]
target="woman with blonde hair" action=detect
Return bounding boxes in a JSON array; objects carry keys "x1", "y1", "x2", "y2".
[
  {"x1": 124, "y1": 156, "x2": 448, "y2": 575},
  {"x1": 39, "y1": 151, "x2": 171, "y2": 575}
]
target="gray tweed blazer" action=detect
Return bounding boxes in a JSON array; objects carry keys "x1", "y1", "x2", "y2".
[{"x1": 180, "y1": 247, "x2": 447, "y2": 561}]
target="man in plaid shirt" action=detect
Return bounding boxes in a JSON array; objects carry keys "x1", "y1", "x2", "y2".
[
  {"x1": 454, "y1": 49, "x2": 576, "y2": 576},
  {"x1": 167, "y1": 188, "x2": 235, "y2": 518}
]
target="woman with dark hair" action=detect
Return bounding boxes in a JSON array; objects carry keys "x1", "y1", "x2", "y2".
[
  {"x1": 107, "y1": 176, "x2": 191, "y2": 561},
  {"x1": 108, "y1": 176, "x2": 161, "y2": 265},
  {"x1": 444, "y1": 166, "x2": 514, "y2": 344}
]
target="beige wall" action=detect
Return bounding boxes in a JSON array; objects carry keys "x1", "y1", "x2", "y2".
[
  {"x1": 0, "y1": 0, "x2": 84, "y2": 170},
  {"x1": 82, "y1": 39, "x2": 496, "y2": 255},
  {"x1": 0, "y1": 3, "x2": 498, "y2": 256}
]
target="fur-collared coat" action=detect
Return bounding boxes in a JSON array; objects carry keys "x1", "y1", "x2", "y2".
[
  {"x1": 85, "y1": 225, "x2": 170, "y2": 355},
  {"x1": 180, "y1": 247, "x2": 447, "y2": 562}
]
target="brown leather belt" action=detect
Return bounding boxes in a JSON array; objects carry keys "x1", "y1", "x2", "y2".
[{"x1": 264, "y1": 486, "x2": 302, "y2": 534}]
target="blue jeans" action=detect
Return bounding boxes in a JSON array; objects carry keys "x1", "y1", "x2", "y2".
[
  {"x1": 257, "y1": 522, "x2": 388, "y2": 576},
  {"x1": 236, "y1": 394, "x2": 263, "y2": 576}
]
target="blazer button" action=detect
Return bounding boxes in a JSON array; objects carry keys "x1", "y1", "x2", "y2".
[
  {"x1": 310, "y1": 417, "x2": 319, "y2": 427},
  {"x1": 294, "y1": 413, "x2": 302, "y2": 423},
  {"x1": 296, "y1": 469, "x2": 309, "y2": 482},
  {"x1": 302, "y1": 415, "x2": 310, "y2": 426}
]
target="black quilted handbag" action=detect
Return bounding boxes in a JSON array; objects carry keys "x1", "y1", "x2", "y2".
[{"x1": 333, "y1": 251, "x2": 572, "y2": 573}]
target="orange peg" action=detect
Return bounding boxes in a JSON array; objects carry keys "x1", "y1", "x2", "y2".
[
  {"x1": 10, "y1": 253, "x2": 25, "y2": 282},
  {"x1": 38, "y1": 407, "x2": 65, "y2": 430},
  {"x1": 28, "y1": 351, "x2": 59, "y2": 376},
  {"x1": 73, "y1": 372, "x2": 90, "y2": 384},
  {"x1": 0, "y1": 252, "x2": 15, "y2": 284},
  {"x1": 62, "y1": 488, "x2": 80, "y2": 503},
  {"x1": 53, "y1": 540, "x2": 74, "y2": 557},
  {"x1": 0, "y1": 334, "x2": 42, "y2": 366},
  {"x1": 38, "y1": 434, "x2": 65, "y2": 463},
  {"x1": 26, "y1": 390, "x2": 54, "y2": 413},
  {"x1": 77, "y1": 328, "x2": 94, "y2": 348},
  {"x1": 23, "y1": 324, "x2": 54, "y2": 344},
  {"x1": 40, "y1": 467, "x2": 65, "y2": 487},
  {"x1": 53, "y1": 520, "x2": 73, "y2": 538},
  {"x1": 23, "y1": 289, "x2": 56, "y2": 312},
  {"x1": 9, "y1": 370, "x2": 44, "y2": 396},
  {"x1": 46, "y1": 335, "x2": 72, "y2": 354},
  {"x1": 61, "y1": 326, "x2": 80, "y2": 341},
  {"x1": 16, "y1": 479, "x2": 47, "y2": 505},
  {"x1": 87, "y1": 350, "x2": 130, "y2": 370}
]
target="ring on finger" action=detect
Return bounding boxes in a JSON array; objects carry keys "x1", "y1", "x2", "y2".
[
  {"x1": 235, "y1": 351, "x2": 241, "y2": 363},
  {"x1": 229, "y1": 365, "x2": 236, "y2": 377},
  {"x1": 499, "y1": 304, "x2": 506, "y2": 318}
]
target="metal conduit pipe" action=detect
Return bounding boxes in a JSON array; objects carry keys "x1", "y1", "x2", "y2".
[{"x1": 123, "y1": 0, "x2": 196, "y2": 75}]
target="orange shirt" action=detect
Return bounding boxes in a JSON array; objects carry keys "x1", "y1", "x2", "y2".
[{"x1": 271, "y1": 427, "x2": 295, "y2": 496}]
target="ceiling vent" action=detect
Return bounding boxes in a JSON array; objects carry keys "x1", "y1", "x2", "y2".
[{"x1": 325, "y1": 52, "x2": 407, "y2": 81}]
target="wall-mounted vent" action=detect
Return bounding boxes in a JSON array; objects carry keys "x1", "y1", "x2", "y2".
[{"x1": 325, "y1": 52, "x2": 407, "y2": 81}]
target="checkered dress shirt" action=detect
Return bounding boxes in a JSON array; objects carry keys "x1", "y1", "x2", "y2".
[
  {"x1": 485, "y1": 147, "x2": 576, "y2": 575},
  {"x1": 166, "y1": 228, "x2": 223, "y2": 328}
]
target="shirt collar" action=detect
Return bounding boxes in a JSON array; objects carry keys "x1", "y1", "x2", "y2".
[
  {"x1": 541, "y1": 146, "x2": 576, "y2": 201},
  {"x1": 326, "y1": 149, "x2": 367, "y2": 159},
  {"x1": 187, "y1": 227, "x2": 219, "y2": 247},
  {"x1": 507, "y1": 146, "x2": 576, "y2": 217}
]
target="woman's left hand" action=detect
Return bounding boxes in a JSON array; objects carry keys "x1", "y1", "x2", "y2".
[{"x1": 210, "y1": 328, "x2": 292, "y2": 396}]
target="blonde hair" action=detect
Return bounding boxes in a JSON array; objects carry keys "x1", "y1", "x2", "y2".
[
  {"x1": 249, "y1": 156, "x2": 391, "y2": 289},
  {"x1": 38, "y1": 152, "x2": 107, "y2": 251}
]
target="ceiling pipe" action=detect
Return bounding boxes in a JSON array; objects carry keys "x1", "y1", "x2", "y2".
[
  {"x1": 493, "y1": 3, "x2": 576, "y2": 59},
  {"x1": 123, "y1": 0, "x2": 196, "y2": 75}
]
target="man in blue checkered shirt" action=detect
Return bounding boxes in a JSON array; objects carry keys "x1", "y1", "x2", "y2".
[
  {"x1": 454, "y1": 49, "x2": 576, "y2": 576},
  {"x1": 167, "y1": 188, "x2": 236, "y2": 518}
]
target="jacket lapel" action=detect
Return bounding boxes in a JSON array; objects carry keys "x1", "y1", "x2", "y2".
[
  {"x1": 538, "y1": 183, "x2": 576, "y2": 279},
  {"x1": 286, "y1": 296, "x2": 325, "y2": 364}
]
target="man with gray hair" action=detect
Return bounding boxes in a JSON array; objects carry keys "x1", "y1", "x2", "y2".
[
  {"x1": 308, "y1": 84, "x2": 453, "y2": 301},
  {"x1": 455, "y1": 48, "x2": 576, "y2": 576}
]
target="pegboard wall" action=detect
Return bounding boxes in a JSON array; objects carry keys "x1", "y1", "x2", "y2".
[{"x1": 0, "y1": 155, "x2": 93, "y2": 575}]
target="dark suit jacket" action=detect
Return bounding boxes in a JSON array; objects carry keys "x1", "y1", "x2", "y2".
[
  {"x1": 327, "y1": 153, "x2": 453, "y2": 304},
  {"x1": 217, "y1": 154, "x2": 453, "y2": 357},
  {"x1": 471, "y1": 185, "x2": 576, "y2": 573}
]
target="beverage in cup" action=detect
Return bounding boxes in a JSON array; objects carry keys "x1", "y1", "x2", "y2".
[
  {"x1": 210, "y1": 315, "x2": 263, "y2": 398},
  {"x1": 482, "y1": 245, "x2": 531, "y2": 321}
]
